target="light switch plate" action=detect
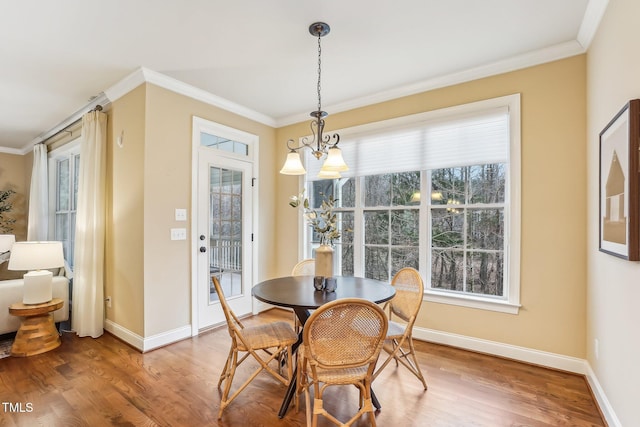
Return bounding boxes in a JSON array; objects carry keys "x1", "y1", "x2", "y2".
[
  {"x1": 175, "y1": 208, "x2": 187, "y2": 221},
  {"x1": 171, "y1": 228, "x2": 187, "y2": 240}
]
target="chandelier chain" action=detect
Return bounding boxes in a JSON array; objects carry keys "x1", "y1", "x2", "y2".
[{"x1": 317, "y1": 32, "x2": 322, "y2": 113}]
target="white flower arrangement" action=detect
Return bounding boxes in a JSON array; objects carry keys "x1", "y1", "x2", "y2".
[{"x1": 289, "y1": 190, "x2": 341, "y2": 246}]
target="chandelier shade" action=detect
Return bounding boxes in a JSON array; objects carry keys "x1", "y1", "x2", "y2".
[
  {"x1": 319, "y1": 147, "x2": 348, "y2": 172},
  {"x1": 280, "y1": 22, "x2": 347, "y2": 179},
  {"x1": 280, "y1": 150, "x2": 306, "y2": 175},
  {"x1": 317, "y1": 169, "x2": 342, "y2": 179}
]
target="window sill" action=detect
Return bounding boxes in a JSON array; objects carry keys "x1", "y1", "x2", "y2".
[{"x1": 424, "y1": 290, "x2": 521, "y2": 315}]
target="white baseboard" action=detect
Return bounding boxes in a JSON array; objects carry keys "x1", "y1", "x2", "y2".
[
  {"x1": 413, "y1": 326, "x2": 587, "y2": 373},
  {"x1": 104, "y1": 320, "x2": 192, "y2": 353},
  {"x1": 413, "y1": 326, "x2": 621, "y2": 426},
  {"x1": 584, "y1": 363, "x2": 622, "y2": 427},
  {"x1": 104, "y1": 319, "x2": 144, "y2": 350},
  {"x1": 141, "y1": 325, "x2": 192, "y2": 352}
]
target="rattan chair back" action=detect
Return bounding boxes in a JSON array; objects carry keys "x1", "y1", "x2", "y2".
[
  {"x1": 212, "y1": 275, "x2": 244, "y2": 338},
  {"x1": 299, "y1": 298, "x2": 388, "y2": 426},
  {"x1": 389, "y1": 267, "x2": 424, "y2": 322},
  {"x1": 291, "y1": 258, "x2": 315, "y2": 276},
  {"x1": 290, "y1": 258, "x2": 316, "y2": 331},
  {"x1": 304, "y1": 298, "x2": 387, "y2": 368}
]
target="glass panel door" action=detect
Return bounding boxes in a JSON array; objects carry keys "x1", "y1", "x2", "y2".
[
  {"x1": 209, "y1": 167, "x2": 243, "y2": 303},
  {"x1": 197, "y1": 147, "x2": 252, "y2": 329}
]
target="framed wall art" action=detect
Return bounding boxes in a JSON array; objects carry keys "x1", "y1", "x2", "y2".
[{"x1": 599, "y1": 99, "x2": 640, "y2": 260}]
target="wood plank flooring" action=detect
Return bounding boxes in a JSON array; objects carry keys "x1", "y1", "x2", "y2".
[{"x1": 0, "y1": 309, "x2": 605, "y2": 426}]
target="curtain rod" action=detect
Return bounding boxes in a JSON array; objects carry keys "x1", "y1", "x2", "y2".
[{"x1": 31, "y1": 93, "x2": 109, "y2": 146}]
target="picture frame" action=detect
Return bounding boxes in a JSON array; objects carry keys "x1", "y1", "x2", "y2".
[{"x1": 599, "y1": 99, "x2": 640, "y2": 260}]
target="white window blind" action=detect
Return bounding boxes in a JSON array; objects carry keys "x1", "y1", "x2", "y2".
[{"x1": 306, "y1": 106, "x2": 509, "y2": 179}]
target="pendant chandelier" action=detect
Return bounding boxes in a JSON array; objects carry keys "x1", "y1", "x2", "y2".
[{"x1": 279, "y1": 22, "x2": 348, "y2": 179}]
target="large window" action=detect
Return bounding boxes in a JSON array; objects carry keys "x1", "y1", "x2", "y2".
[
  {"x1": 48, "y1": 141, "x2": 80, "y2": 270},
  {"x1": 301, "y1": 95, "x2": 521, "y2": 313}
]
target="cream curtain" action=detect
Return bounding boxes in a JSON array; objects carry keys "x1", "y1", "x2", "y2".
[
  {"x1": 72, "y1": 110, "x2": 107, "y2": 338},
  {"x1": 26, "y1": 143, "x2": 48, "y2": 240}
]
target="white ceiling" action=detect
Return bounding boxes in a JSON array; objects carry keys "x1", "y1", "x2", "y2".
[{"x1": 0, "y1": 0, "x2": 606, "y2": 153}]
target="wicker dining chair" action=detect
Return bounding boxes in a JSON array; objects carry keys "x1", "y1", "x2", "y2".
[
  {"x1": 291, "y1": 258, "x2": 316, "y2": 331},
  {"x1": 297, "y1": 298, "x2": 388, "y2": 427},
  {"x1": 212, "y1": 276, "x2": 297, "y2": 419},
  {"x1": 372, "y1": 267, "x2": 428, "y2": 389},
  {"x1": 291, "y1": 258, "x2": 316, "y2": 276}
]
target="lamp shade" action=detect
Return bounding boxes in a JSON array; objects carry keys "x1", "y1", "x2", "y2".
[
  {"x1": 280, "y1": 151, "x2": 306, "y2": 175},
  {"x1": 0, "y1": 234, "x2": 15, "y2": 253},
  {"x1": 320, "y1": 147, "x2": 348, "y2": 172},
  {"x1": 317, "y1": 169, "x2": 341, "y2": 179},
  {"x1": 8, "y1": 241, "x2": 64, "y2": 271}
]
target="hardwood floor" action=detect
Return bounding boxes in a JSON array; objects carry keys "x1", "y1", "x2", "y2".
[{"x1": 0, "y1": 309, "x2": 604, "y2": 426}]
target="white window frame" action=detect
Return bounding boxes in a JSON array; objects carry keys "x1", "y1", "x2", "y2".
[
  {"x1": 47, "y1": 137, "x2": 81, "y2": 272},
  {"x1": 301, "y1": 94, "x2": 521, "y2": 314}
]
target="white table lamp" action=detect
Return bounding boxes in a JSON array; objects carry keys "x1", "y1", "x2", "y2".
[{"x1": 8, "y1": 241, "x2": 65, "y2": 305}]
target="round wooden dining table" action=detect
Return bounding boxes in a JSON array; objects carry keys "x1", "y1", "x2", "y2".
[{"x1": 252, "y1": 275, "x2": 396, "y2": 418}]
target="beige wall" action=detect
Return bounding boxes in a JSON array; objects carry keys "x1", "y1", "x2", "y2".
[
  {"x1": 276, "y1": 55, "x2": 587, "y2": 357},
  {"x1": 106, "y1": 85, "x2": 146, "y2": 335},
  {"x1": 105, "y1": 82, "x2": 278, "y2": 338},
  {"x1": 0, "y1": 152, "x2": 28, "y2": 280},
  {"x1": 586, "y1": 0, "x2": 640, "y2": 424}
]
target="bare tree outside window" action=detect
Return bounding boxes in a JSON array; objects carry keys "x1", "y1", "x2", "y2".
[
  {"x1": 363, "y1": 172, "x2": 420, "y2": 281},
  {"x1": 430, "y1": 164, "x2": 505, "y2": 296}
]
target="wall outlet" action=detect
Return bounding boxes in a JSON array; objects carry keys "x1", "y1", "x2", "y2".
[
  {"x1": 105, "y1": 296, "x2": 112, "y2": 308},
  {"x1": 594, "y1": 338, "x2": 599, "y2": 360}
]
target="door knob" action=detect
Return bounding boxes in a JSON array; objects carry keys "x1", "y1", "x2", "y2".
[{"x1": 200, "y1": 246, "x2": 207, "y2": 253}]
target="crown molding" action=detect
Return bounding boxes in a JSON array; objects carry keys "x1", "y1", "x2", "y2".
[
  {"x1": 0, "y1": 146, "x2": 25, "y2": 155},
  {"x1": 101, "y1": 67, "x2": 146, "y2": 103},
  {"x1": 276, "y1": 40, "x2": 586, "y2": 127},
  {"x1": 578, "y1": 0, "x2": 609, "y2": 49},
  {"x1": 104, "y1": 67, "x2": 276, "y2": 128}
]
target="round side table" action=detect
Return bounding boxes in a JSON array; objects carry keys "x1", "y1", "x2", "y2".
[{"x1": 8, "y1": 298, "x2": 64, "y2": 357}]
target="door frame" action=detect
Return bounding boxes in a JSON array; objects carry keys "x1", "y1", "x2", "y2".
[{"x1": 190, "y1": 116, "x2": 260, "y2": 336}]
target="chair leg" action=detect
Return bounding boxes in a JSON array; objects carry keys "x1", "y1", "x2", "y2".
[
  {"x1": 246, "y1": 346, "x2": 290, "y2": 386},
  {"x1": 218, "y1": 349, "x2": 239, "y2": 419},
  {"x1": 363, "y1": 382, "x2": 377, "y2": 427},
  {"x1": 372, "y1": 340, "x2": 398, "y2": 382},
  {"x1": 304, "y1": 379, "x2": 312, "y2": 427},
  {"x1": 218, "y1": 346, "x2": 234, "y2": 388},
  {"x1": 312, "y1": 398, "x2": 323, "y2": 427},
  {"x1": 373, "y1": 335, "x2": 427, "y2": 390},
  {"x1": 392, "y1": 339, "x2": 400, "y2": 366},
  {"x1": 404, "y1": 337, "x2": 428, "y2": 390}
]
